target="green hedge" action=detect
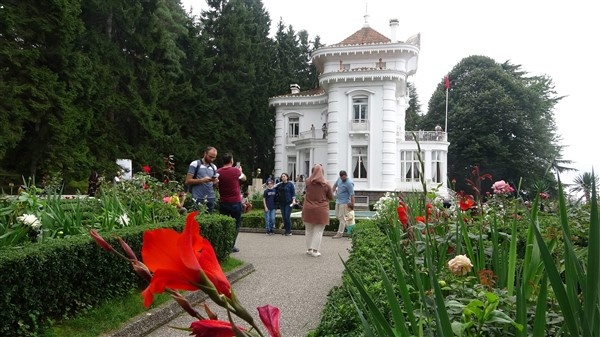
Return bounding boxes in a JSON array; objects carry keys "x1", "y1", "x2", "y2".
[
  {"x1": 241, "y1": 211, "x2": 340, "y2": 232},
  {"x1": 308, "y1": 221, "x2": 391, "y2": 337},
  {"x1": 0, "y1": 214, "x2": 235, "y2": 337}
]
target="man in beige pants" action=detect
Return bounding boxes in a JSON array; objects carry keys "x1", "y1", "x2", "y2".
[{"x1": 332, "y1": 170, "x2": 355, "y2": 238}]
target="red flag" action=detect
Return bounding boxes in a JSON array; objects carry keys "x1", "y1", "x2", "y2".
[{"x1": 444, "y1": 75, "x2": 450, "y2": 90}]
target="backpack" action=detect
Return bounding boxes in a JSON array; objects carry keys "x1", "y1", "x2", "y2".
[{"x1": 184, "y1": 160, "x2": 200, "y2": 193}]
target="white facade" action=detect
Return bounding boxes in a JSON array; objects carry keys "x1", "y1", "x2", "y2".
[{"x1": 269, "y1": 19, "x2": 449, "y2": 195}]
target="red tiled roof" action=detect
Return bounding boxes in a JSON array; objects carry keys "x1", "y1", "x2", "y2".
[{"x1": 336, "y1": 26, "x2": 390, "y2": 46}]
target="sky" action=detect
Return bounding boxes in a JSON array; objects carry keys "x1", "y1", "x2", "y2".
[{"x1": 181, "y1": 0, "x2": 598, "y2": 184}]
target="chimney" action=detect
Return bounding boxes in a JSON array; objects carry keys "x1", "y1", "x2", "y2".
[
  {"x1": 290, "y1": 84, "x2": 300, "y2": 94},
  {"x1": 389, "y1": 18, "x2": 399, "y2": 43}
]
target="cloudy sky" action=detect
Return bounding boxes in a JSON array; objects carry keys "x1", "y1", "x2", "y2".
[{"x1": 181, "y1": 0, "x2": 598, "y2": 183}]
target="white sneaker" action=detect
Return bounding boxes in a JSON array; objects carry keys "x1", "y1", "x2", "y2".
[
  {"x1": 311, "y1": 251, "x2": 322, "y2": 257},
  {"x1": 332, "y1": 233, "x2": 343, "y2": 239}
]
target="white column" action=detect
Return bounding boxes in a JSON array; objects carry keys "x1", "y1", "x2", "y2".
[
  {"x1": 327, "y1": 86, "x2": 342, "y2": 182},
  {"x1": 274, "y1": 112, "x2": 284, "y2": 175},
  {"x1": 381, "y1": 82, "x2": 398, "y2": 187}
]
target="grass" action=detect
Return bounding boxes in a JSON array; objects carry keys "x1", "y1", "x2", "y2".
[{"x1": 41, "y1": 257, "x2": 244, "y2": 337}]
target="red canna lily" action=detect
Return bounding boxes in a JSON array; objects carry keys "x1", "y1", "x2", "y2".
[
  {"x1": 258, "y1": 304, "x2": 281, "y2": 337},
  {"x1": 397, "y1": 202, "x2": 408, "y2": 229},
  {"x1": 458, "y1": 195, "x2": 475, "y2": 211},
  {"x1": 189, "y1": 319, "x2": 244, "y2": 337},
  {"x1": 141, "y1": 212, "x2": 231, "y2": 307},
  {"x1": 415, "y1": 216, "x2": 426, "y2": 223}
]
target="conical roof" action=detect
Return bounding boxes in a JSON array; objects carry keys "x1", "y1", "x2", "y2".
[{"x1": 336, "y1": 26, "x2": 390, "y2": 45}]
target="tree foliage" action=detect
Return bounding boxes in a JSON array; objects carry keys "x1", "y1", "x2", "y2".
[
  {"x1": 0, "y1": 0, "x2": 319, "y2": 187},
  {"x1": 420, "y1": 55, "x2": 563, "y2": 192}
]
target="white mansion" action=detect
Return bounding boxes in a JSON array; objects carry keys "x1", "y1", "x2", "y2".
[{"x1": 269, "y1": 18, "x2": 449, "y2": 201}]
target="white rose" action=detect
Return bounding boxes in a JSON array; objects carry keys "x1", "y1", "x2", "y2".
[
  {"x1": 17, "y1": 214, "x2": 42, "y2": 229},
  {"x1": 447, "y1": 254, "x2": 473, "y2": 276}
]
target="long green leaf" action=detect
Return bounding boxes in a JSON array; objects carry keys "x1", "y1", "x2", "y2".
[
  {"x1": 342, "y1": 258, "x2": 398, "y2": 337},
  {"x1": 378, "y1": 260, "x2": 412, "y2": 336},
  {"x1": 556, "y1": 176, "x2": 590, "y2": 335},
  {"x1": 532, "y1": 274, "x2": 548, "y2": 336},
  {"x1": 423, "y1": 226, "x2": 453, "y2": 336},
  {"x1": 584, "y1": 171, "x2": 600, "y2": 333},
  {"x1": 532, "y1": 220, "x2": 580, "y2": 336},
  {"x1": 388, "y1": 230, "x2": 419, "y2": 332}
]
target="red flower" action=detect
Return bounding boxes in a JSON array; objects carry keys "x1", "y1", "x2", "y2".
[
  {"x1": 426, "y1": 203, "x2": 433, "y2": 216},
  {"x1": 458, "y1": 195, "x2": 475, "y2": 211},
  {"x1": 397, "y1": 202, "x2": 408, "y2": 229},
  {"x1": 143, "y1": 165, "x2": 151, "y2": 174},
  {"x1": 258, "y1": 305, "x2": 281, "y2": 337},
  {"x1": 141, "y1": 212, "x2": 231, "y2": 307},
  {"x1": 415, "y1": 216, "x2": 426, "y2": 223},
  {"x1": 144, "y1": 183, "x2": 149, "y2": 190},
  {"x1": 190, "y1": 319, "x2": 244, "y2": 337}
]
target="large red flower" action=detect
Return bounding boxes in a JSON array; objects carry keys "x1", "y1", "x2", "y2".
[
  {"x1": 190, "y1": 319, "x2": 244, "y2": 337},
  {"x1": 141, "y1": 212, "x2": 231, "y2": 307},
  {"x1": 258, "y1": 304, "x2": 281, "y2": 337}
]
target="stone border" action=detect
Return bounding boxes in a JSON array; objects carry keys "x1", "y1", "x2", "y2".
[{"x1": 102, "y1": 263, "x2": 255, "y2": 337}]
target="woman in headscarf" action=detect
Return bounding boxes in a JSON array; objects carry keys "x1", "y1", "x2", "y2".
[{"x1": 302, "y1": 164, "x2": 334, "y2": 257}]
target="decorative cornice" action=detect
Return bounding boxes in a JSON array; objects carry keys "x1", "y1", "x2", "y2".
[
  {"x1": 319, "y1": 69, "x2": 407, "y2": 85},
  {"x1": 269, "y1": 91, "x2": 328, "y2": 107},
  {"x1": 312, "y1": 42, "x2": 419, "y2": 59}
]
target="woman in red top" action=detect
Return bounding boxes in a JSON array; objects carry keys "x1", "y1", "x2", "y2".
[{"x1": 302, "y1": 164, "x2": 334, "y2": 257}]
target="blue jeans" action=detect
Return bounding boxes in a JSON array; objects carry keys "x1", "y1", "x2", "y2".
[
  {"x1": 280, "y1": 203, "x2": 293, "y2": 234},
  {"x1": 219, "y1": 202, "x2": 242, "y2": 245},
  {"x1": 264, "y1": 209, "x2": 276, "y2": 233}
]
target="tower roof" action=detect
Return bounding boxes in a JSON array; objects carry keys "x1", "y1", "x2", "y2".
[{"x1": 335, "y1": 26, "x2": 391, "y2": 46}]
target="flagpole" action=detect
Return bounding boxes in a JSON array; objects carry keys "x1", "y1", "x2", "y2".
[
  {"x1": 444, "y1": 87, "x2": 448, "y2": 136},
  {"x1": 444, "y1": 75, "x2": 449, "y2": 138}
]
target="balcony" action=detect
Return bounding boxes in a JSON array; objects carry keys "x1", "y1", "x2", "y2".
[
  {"x1": 350, "y1": 119, "x2": 369, "y2": 132},
  {"x1": 402, "y1": 130, "x2": 447, "y2": 142},
  {"x1": 286, "y1": 129, "x2": 326, "y2": 145}
]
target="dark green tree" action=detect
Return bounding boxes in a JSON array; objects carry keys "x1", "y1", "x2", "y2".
[
  {"x1": 420, "y1": 55, "x2": 563, "y2": 191},
  {"x1": 201, "y1": 0, "x2": 273, "y2": 173},
  {"x1": 405, "y1": 82, "x2": 422, "y2": 131},
  {"x1": 0, "y1": 1, "x2": 92, "y2": 179}
]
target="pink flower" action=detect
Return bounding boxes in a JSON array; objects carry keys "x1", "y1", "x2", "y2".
[
  {"x1": 492, "y1": 180, "x2": 514, "y2": 195},
  {"x1": 163, "y1": 196, "x2": 172, "y2": 203},
  {"x1": 539, "y1": 192, "x2": 549, "y2": 199},
  {"x1": 258, "y1": 304, "x2": 281, "y2": 337}
]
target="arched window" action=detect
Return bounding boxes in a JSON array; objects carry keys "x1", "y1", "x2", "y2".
[{"x1": 352, "y1": 96, "x2": 368, "y2": 123}]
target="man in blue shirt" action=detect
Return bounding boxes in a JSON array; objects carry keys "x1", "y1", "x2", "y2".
[
  {"x1": 332, "y1": 170, "x2": 355, "y2": 238},
  {"x1": 185, "y1": 146, "x2": 219, "y2": 213}
]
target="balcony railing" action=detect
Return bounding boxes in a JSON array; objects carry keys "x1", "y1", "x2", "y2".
[
  {"x1": 287, "y1": 130, "x2": 326, "y2": 143},
  {"x1": 403, "y1": 130, "x2": 447, "y2": 142},
  {"x1": 350, "y1": 119, "x2": 369, "y2": 132}
]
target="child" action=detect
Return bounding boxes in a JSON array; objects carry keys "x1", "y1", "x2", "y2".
[
  {"x1": 242, "y1": 192, "x2": 253, "y2": 213},
  {"x1": 263, "y1": 180, "x2": 277, "y2": 235},
  {"x1": 344, "y1": 203, "x2": 356, "y2": 237}
]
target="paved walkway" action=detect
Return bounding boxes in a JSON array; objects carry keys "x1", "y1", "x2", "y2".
[{"x1": 137, "y1": 230, "x2": 351, "y2": 337}]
